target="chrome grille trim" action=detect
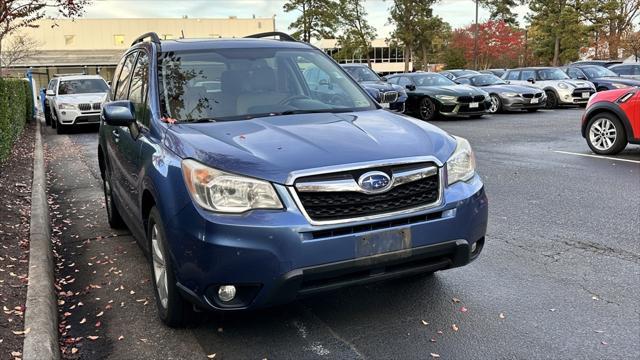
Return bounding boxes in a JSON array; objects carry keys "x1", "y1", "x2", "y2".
[{"x1": 380, "y1": 91, "x2": 399, "y2": 104}]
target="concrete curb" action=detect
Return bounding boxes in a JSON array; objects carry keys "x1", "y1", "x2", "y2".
[{"x1": 23, "y1": 119, "x2": 60, "y2": 360}]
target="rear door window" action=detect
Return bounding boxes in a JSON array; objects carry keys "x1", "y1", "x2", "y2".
[
  {"x1": 398, "y1": 77, "x2": 413, "y2": 87},
  {"x1": 505, "y1": 71, "x2": 520, "y2": 80},
  {"x1": 520, "y1": 70, "x2": 536, "y2": 81},
  {"x1": 115, "y1": 52, "x2": 138, "y2": 100}
]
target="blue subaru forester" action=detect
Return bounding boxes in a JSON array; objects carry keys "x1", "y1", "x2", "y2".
[{"x1": 98, "y1": 32, "x2": 488, "y2": 326}]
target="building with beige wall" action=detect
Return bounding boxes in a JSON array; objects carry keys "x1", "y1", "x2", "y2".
[
  {"x1": 315, "y1": 38, "x2": 414, "y2": 74},
  {"x1": 3, "y1": 17, "x2": 275, "y2": 88}
]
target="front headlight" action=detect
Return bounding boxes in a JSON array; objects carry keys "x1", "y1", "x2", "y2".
[
  {"x1": 612, "y1": 83, "x2": 630, "y2": 89},
  {"x1": 58, "y1": 103, "x2": 76, "y2": 110},
  {"x1": 446, "y1": 136, "x2": 476, "y2": 186},
  {"x1": 558, "y1": 82, "x2": 569, "y2": 89},
  {"x1": 435, "y1": 95, "x2": 457, "y2": 103},
  {"x1": 500, "y1": 92, "x2": 519, "y2": 97},
  {"x1": 181, "y1": 159, "x2": 283, "y2": 213}
]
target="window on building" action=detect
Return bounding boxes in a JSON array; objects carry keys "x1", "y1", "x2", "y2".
[
  {"x1": 114, "y1": 35, "x2": 125, "y2": 46},
  {"x1": 258, "y1": 22, "x2": 262, "y2": 29},
  {"x1": 64, "y1": 35, "x2": 75, "y2": 45}
]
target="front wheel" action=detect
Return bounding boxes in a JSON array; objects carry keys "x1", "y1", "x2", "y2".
[
  {"x1": 488, "y1": 94, "x2": 502, "y2": 114},
  {"x1": 103, "y1": 167, "x2": 125, "y2": 229},
  {"x1": 418, "y1": 97, "x2": 437, "y2": 121},
  {"x1": 545, "y1": 90, "x2": 558, "y2": 109},
  {"x1": 148, "y1": 207, "x2": 195, "y2": 327},
  {"x1": 56, "y1": 121, "x2": 66, "y2": 134},
  {"x1": 586, "y1": 114, "x2": 627, "y2": 155},
  {"x1": 44, "y1": 106, "x2": 51, "y2": 126}
]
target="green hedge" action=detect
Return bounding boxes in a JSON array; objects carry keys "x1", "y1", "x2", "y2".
[{"x1": 0, "y1": 78, "x2": 32, "y2": 163}]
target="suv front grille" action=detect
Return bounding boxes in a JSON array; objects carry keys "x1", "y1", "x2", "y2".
[
  {"x1": 78, "y1": 103, "x2": 91, "y2": 111},
  {"x1": 294, "y1": 166, "x2": 440, "y2": 222},
  {"x1": 380, "y1": 91, "x2": 399, "y2": 104},
  {"x1": 92, "y1": 103, "x2": 101, "y2": 110}
]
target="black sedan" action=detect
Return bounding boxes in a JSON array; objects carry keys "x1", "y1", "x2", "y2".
[
  {"x1": 439, "y1": 69, "x2": 480, "y2": 80},
  {"x1": 480, "y1": 69, "x2": 506, "y2": 78},
  {"x1": 341, "y1": 64, "x2": 407, "y2": 112},
  {"x1": 386, "y1": 72, "x2": 490, "y2": 121},
  {"x1": 455, "y1": 74, "x2": 546, "y2": 113},
  {"x1": 563, "y1": 65, "x2": 640, "y2": 91}
]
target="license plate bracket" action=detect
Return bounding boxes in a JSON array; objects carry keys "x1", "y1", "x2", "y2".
[{"x1": 356, "y1": 229, "x2": 411, "y2": 258}]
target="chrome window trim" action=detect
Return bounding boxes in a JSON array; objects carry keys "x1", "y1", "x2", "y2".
[
  {"x1": 289, "y1": 167, "x2": 444, "y2": 226},
  {"x1": 285, "y1": 155, "x2": 444, "y2": 185}
]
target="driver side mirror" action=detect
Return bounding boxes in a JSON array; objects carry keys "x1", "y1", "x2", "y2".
[
  {"x1": 405, "y1": 84, "x2": 416, "y2": 91},
  {"x1": 46, "y1": 89, "x2": 55, "y2": 96},
  {"x1": 380, "y1": 76, "x2": 387, "y2": 82},
  {"x1": 527, "y1": 78, "x2": 535, "y2": 84},
  {"x1": 102, "y1": 100, "x2": 136, "y2": 126}
]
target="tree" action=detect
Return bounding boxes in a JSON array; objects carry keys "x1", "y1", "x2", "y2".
[
  {"x1": 0, "y1": 33, "x2": 39, "y2": 69},
  {"x1": 0, "y1": 0, "x2": 90, "y2": 70},
  {"x1": 388, "y1": 0, "x2": 438, "y2": 72},
  {"x1": 449, "y1": 20, "x2": 524, "y2": 69},
  {"x1": 623, "y1": 31, "x2": 640, "y2": 61},
  {"x1": 283, "y1": 0, "x2": 339, "y2": 42},
  {"x1": 335, "y1": 0, "x2": 376, "y2": 66},
  {"x1": 443, "y1": 47, "x2": 466, "y2": 69},
  {"x1": 479, "y1": 0, "x2": 523, "y2": 26},
  {"x1": 527, "y1": 0, "x2": 588, "y2": 66},
  {"x1": 579, "y1": 0, "x2": 639, "y2": 59}
]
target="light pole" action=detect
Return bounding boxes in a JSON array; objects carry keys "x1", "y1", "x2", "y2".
[{"x1": 473, "y1": 0, "x2": 479, "y2": 70}]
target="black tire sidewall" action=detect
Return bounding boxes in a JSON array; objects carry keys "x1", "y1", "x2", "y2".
[
  {"x1": 586, "y1": 114, "x2": 627, "y2": 155},
  {"x1": 419, "y1": 97, "x2": 436, "y2": 121},
  {"x1": 103, "y1": 167, "x2": 124, "y2": 228},
  {"x1": 545, "y1": 91, "x2": 558, "y2": 109}
]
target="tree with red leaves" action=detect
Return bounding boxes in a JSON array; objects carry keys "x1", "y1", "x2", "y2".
[
  {"x1": 449, "y1": 20, "x2": 525, "y2": 69},
  {"x1": 0, "y1": 0, "x2": 90, "y2": 70}
]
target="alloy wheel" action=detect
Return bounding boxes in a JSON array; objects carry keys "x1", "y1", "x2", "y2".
[
  {"x1": 489, "y1": 95, "x2": 500, "y2": 113},
  {"x1": 420, "y1": 98, "x2": 435, "y2": 120},
  {"x1": 151, "y1": 225, "x2": 169, "y2": 309},
  {"x1": 589, "y1": 118, "x2": 617, "y2": 151}
]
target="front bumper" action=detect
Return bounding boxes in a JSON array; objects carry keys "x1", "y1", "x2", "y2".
[
  {"x1": 164, "y1": 174, "x2": 488, "y2": 311},
  {"x1": 501, "y1": 96, "x2": 547, "y2": 110},
  {"x1": 439, "y1": 100, "x2": 491, "y2": 117},
  {"x1": 556, "y1": 88, "x2": 594, "y2": 105},
  {"x1": 56, "y1": 108, "x2": 101, "y2": 125}
]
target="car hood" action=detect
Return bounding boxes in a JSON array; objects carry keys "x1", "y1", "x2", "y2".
[
  {"x1": 55, "y1": 93, "x2": 107, "y2": 103},
  {"x1": 360, "y1": 81, "x2": 397, "y2": 91},
  {"x1": 164, "y1": 110, "x2": 456, "y2": 184},
  {"x1": 593, "y1": 77, "x2": 640, "y2": 85},
  {"x1": 477, "y1": 84, "x2": 541, "y2": 94},
  {"x1": 416, "y1": 85, "x2": 487, "y2": 96}
]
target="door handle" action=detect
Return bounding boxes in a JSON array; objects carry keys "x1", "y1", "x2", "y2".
[{"x1": 111, "y1": 129, "x2": 120, "y2": 142}]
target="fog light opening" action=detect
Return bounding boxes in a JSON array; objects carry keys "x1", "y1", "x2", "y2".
[
  {"x1": 471, "y1": 242, "x2": 477, "y2": 253},
  {"x1": 218, "y1": 285, "x2": 236, "y2": 302}
]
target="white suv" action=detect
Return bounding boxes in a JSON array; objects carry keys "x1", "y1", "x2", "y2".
[
  {"x1": 47, "y1": 75, "x2": 110, "y2": 134},
  {"x1": 502, "y1": 67, "x2": 596, "y2": 108}
]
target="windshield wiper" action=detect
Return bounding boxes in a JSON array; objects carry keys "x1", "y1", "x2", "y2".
[
  {"x1": 279, "y1": 109, "x2": 351, "y2": 116},
  {"x1": 179, "y1": 118, "x2": 217, "y2": 123}
]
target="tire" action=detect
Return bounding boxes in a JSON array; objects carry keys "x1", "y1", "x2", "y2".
[
  {"x1": 470, "y1": 115, "x2": 483, "y2": 119},
  {"x1": 44, "y1": 106, "x2": 51, "y2": 126},
  {"x1": 103, "y1": 166, "x2": 125, "y2": 229},
  {"x1": 148, "y1": 207, "x2": 195, "y2": 327},
  {"x1": 51, "y1": 111, "x2": 57, "y2": 129},
  {"x1": 418, "y1": 97, "x2": 437, "y2": 121},
  {"x1": 586, "y1": 113, "x2": 627, "y2": 155},
  {"x1": 488, "y1": 94, "x2": 502, "y2": 114},
  {"x1": 545, "y1": 90, "x2": 558, "y2": 109},
  {"x1": 526, "y1": 109, "x2": 538, "y2": 113},
  {"x1": 56, "y1": 120, "x2": 65, "y2": 134}
]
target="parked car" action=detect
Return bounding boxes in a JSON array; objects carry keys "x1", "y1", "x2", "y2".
[
  {"x1": 440, "y1": 69, "x2": 480, "y2": 80},
  {"x1": 502, "y1": 67, "x2": 595, "y2": 108},
  {"x1": 46, "y1": 75, "x2": 110, "y2": 133},
  {"x1": 479, "y1": 69, "x2": 506, "y2": 78},
  {"x1": 455, "y1": 73, "x2": 546, "y2": 113},
  {"x1": 608, "y1": 63, "x2": 640, "y2": 80},
  {"x1": 341, "y1": 64, "x2": 407, "y2": 112},
  {"x1": 571, "y1": 60, "x2": 622, "y2": 68},
  {"x1": 43, "y1": 78, "x2": 59, "y2": 127},
  {"x1": 98, "y1": 32, "x2": 488, "y2": 326},
  {"x1": 563, "y1": 65, "x2": 640, "y2": 91},
  {"x1": 582, "y1": 88, "x2": 639, "y2": 154},
  {"x1": 386, "y1": 72, "x2": 490, "y2": 121}
]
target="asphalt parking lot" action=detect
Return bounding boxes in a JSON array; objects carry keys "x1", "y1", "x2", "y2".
[{"x1": 44, "y1": 108, "x2": 639, "y2": 360}]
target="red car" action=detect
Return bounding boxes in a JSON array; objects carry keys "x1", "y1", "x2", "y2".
[{"x1": 582, "y1": 88, "x2": 639, "y2": 154}]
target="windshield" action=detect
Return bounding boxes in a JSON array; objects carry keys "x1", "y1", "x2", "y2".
[
  {"x1": 453, "y1": 70, "x2": 479, "y2": 77},
  {"x1": 582, "y1": 66, "x2": 618, "y2": 78},
  {"x1": 58, "y1": 79, "x2": 109, "y2": 95},
  {"x1": 411, "y1": 74, "x2": 456, "y2": 86},
  {"x1": 471, "y1": 74, "x2": 506, "y2": 86},
  {"x1": 158, "y1": 48, "x2": 375, "y2": 122},
  {"x1": 343, "y1": 66, "x2": 380, "y2": 82},
  {"x1": 537, "y1": 69, "x2": 570, "y2": 80}
]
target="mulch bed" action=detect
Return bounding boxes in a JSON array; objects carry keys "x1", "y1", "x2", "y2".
[{"x1": 0, "y1": 122, "x2": 36, "y2": 360}]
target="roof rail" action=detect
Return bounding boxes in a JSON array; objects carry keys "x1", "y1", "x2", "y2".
[
  {"x1": 244, "y1": 32, "x2": 297, "y2": 42},
  {"x1": 132, "y1": 32, "x2": 162, "y2": 46}
]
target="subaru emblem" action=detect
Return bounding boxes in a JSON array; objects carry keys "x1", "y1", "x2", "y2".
[{"x1": 358, "y1": 171, "x2": 392, "y2": 193}]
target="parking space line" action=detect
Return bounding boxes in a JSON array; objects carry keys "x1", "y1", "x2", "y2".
[{"x1": 553, "y1": 150, "x2": 640, "y2": 164}]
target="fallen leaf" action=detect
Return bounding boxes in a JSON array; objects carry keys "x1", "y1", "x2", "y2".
[
  {"x1": 421, "y1": 320, "x2": 429, "y2": 326},
  {"x1": 71, "y1": 347, "x2": 78, "y2": 354},
  {"x1": 452, "y1": 297, "x2": 461, "y2": 303},
  {"x1": 593, "y1": 330, "x2": 604, "y2": 333},
  {"x1": 207, "y1": 354, "x2": 217, "y2": 359},
  {"x1": 460, "y1": 307, "x2": 468, "y2": 313},
  {"x1": 11, "y1": 351, "x2": 21, "y2": 357},
  {"x1": 601, "y1": 341, "x2": 608, "y2": 345},
  {"x1": 437, "y1": 330, "x2": 443, "y2": 335},
  {"x1": 452, "y1": 324, "x2": 459, "y2": 332},
  {"x1": 118, "y1": 335, "x2": 124, "y2": 340},
  {"x1": 430, "y1": 353, "x2": 440, "y2": 358},
  {"x1": 96, "y1": 311, "x2": 104, "y2": 317},
  {"x1": 87, "y1": 336, "x2": 99, "y2": 340},
  {"x1": 499, "y1": 313, "x2": 505, "y2": 319},
  {"x1": 430, "y1": 338, "x2": 437, "y2": 343},
  {"x1": 79, "y1": 318, "x2": 86, "y2": 324},
  {"x1": 592, "y1": 296, "x2": 599, "y2": 301},
  {"x1": 549, "y1": 308, "x2": 557, "y2": 312}
]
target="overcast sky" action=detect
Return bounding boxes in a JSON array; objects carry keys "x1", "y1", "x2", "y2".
[{"x1": 79, "y1": 0, "x2": 530, "y2": 37}]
